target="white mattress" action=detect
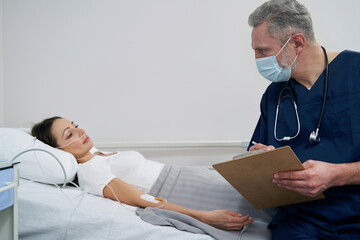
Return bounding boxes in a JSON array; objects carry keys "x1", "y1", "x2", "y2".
[
  {"x1": 18, "y1": 179, "x2": 215, "y2": 240},
  {"x1": 18, "y1": 178, "x2": 271, "y2": 240}
]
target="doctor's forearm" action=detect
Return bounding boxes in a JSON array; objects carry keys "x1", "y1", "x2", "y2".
[{"x1": 333, "y1": 162, "x2": 360, "y2": 186}]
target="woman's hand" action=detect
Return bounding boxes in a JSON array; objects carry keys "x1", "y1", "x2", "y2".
[
  {"x1": 198, "y1": 209, "x2": 253, "y2": 231},
  {"x1": 104, "y1": 178, "x2": 254, "y2": 231}
]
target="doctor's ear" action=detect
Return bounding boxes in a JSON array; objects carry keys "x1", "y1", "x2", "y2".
[{"x1": 291, "y1": 33, "x2": 306, "y2": 53}]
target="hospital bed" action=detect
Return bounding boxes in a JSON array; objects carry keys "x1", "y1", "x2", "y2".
[
  {"x1": 18, "y1": 179, "x2": 217, "y2": 240},
  {"x1": 0, "y1": 128, "x2": 271, "y2": 240}
]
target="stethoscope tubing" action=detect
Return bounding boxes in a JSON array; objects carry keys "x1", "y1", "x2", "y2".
[{"x1": 274, "y1": 46, "x2": 328, "y2": 144}]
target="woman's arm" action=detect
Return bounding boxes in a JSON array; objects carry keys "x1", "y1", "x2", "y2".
[{"x1": 103, "y1": 177, "x2": 253, "y2": 231}]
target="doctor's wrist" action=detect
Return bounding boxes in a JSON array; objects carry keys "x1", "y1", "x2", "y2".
[{"x1": 334, "y1": 162, "x2": 360, "y2": 186}]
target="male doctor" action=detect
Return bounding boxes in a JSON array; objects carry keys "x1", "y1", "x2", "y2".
[{"x1": 247, "y1": 0, "x2": 360, "y2": 239}]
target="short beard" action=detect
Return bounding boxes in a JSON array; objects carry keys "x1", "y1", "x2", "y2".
[{"x1": 280, "y1": 47, "x2": 297, "y2": 71}]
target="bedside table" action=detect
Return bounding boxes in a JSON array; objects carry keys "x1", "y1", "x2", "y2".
[{"x1": 0, "y1": 161, "x2": 19, "y2": 240}]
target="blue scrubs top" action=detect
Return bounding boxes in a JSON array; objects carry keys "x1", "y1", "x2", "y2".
[{"x1": 249, "y1": 50, "x2": 360, "y2": 227}]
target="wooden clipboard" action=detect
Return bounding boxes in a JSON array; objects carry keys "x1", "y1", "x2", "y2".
[{"x1": 212, "y1": 146, "x2": 325, "y2": 209}]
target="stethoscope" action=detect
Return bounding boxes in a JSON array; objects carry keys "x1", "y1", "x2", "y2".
[{"x1": 274, "y1": 46, "x2": 328, "y2": 144}]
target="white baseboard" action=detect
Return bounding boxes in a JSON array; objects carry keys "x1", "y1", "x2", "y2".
[
  {"x1": 94, "y1": 140, "x2": 250, "y2": 150},
  {"x1": 94, "y1": 140, "x2": 250, "y2": 166}
]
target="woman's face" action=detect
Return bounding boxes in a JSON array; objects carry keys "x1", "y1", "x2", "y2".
[{"x1": 51, "y1": 118, "x2": 94, "y2": 159}]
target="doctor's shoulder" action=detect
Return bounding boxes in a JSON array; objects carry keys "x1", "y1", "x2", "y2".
[
  {"x1": 264, "y1": 81, "x2": 287, "y2": 97},
  {"x1": 332, "y1": 50, "x2": 360, "y2": 65}
]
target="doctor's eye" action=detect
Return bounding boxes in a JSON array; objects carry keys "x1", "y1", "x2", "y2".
[{"x1": 257, "y1": 49, "x2": 266, "y2": 56}]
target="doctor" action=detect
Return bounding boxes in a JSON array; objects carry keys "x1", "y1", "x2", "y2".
[{"x1": 247, "y1": 0, "x2": 360, "y2": 239}]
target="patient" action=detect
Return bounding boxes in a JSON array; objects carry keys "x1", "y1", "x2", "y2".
[{"x1": 31, "y1": 116, "x2": 254, "y2": 232}]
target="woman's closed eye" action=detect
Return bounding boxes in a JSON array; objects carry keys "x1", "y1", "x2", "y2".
[
  {"x1": 66, "y1": 131, "x2": 73, "y2": 139},
  {"x1": 65, "y1": 123, "x2": 78, "y2": 139}
]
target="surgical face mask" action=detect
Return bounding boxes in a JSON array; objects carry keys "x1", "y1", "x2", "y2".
[
  {"x1": 255, "y1": 37, "x2": 298, "y2": 83},
  {"x1": 56, "y1": 132, "x2": 86, "y2": 149}
]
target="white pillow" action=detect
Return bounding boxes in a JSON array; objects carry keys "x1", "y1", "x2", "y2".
[{"x1": 0, "y1": 128, "x2": 79, "y2": 184}]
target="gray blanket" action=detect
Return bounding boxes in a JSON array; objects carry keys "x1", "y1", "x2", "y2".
[{"x1": 136, "y1": 165, "x2": 271, "y2": 240}]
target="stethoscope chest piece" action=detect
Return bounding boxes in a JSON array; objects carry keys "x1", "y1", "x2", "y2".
[{"x1": 309, "y1": 128, "x2": 320, "y2": 144}]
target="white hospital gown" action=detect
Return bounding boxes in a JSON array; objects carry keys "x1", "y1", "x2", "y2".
[{"x1": 77, "y1": 151, "x2": 164, "y2": 196}]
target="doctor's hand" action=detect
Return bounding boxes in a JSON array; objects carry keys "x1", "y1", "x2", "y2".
[
  {"x1": 272, "y1": 160, "x2": 339, "y2": 197},
  {"x1": 199, "y1": 209, "x2": 253, "y2": 231},
  {"x1": 249, "y1": 142, "x2": 275, "y2": 152}
]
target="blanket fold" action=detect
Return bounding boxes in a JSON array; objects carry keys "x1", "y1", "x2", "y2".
[{"x1": 136, "y1": 165, "x2": 271, "y2": 240}]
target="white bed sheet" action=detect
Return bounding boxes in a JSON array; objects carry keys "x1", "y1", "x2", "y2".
[{"x1": 18, "y1": 179, "x2": 215, "y2": 240}]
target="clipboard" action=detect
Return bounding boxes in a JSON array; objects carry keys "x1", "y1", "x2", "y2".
[{"x1": 212, "y1": 146, "x2": 325, "y2": 209}]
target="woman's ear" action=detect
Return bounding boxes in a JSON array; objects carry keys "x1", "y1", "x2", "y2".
[{"x1": 291, "y1": 33, "x2": 306, "y2": 54}]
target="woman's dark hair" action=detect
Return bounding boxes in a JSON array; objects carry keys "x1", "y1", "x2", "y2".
[{"x1": 31, "y1": 116, "x2": 62, "y2": 148}]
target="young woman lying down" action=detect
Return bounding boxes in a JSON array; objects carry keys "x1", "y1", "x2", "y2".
[{"x1": 31, "y1": 116, "x2": 254, "y2": 234}]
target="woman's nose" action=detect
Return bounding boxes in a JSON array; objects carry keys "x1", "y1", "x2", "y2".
[{"x1": 76, "y1": 128, "x2": 85, "y2": 137}]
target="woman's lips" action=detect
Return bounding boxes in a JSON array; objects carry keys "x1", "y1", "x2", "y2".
[{"x1": 83, "y1": 136, "x2": 90, "y2": 144}]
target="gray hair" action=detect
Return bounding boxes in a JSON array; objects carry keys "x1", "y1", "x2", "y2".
[{"x1": 248, "y1": 0, "x2": 315, "y2": 43}]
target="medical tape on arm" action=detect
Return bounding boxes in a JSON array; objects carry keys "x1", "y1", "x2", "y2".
[
  {"x1": 101, "y1": 183, "x2": 167, "y2": 210},
  {"x1": 140, "y1": 193, "x2": 167, "y2": 209}
]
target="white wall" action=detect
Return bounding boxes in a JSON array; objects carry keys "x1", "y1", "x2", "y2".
[
  {"x1": 2, "y1": 0, "x2": 268, "y2": 144},
  {"x1": 2, "y1": 0, "x2": 360, "y2": 149}
]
